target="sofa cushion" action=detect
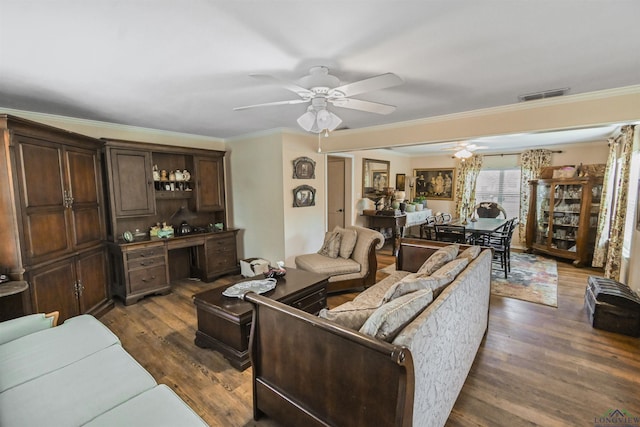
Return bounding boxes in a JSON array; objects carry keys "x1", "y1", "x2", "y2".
[
  {"x1": 352, "y1": 271, "x2": 411, "y2": 307},
  {"x1": 334, "y1": 226, "x2": 358, "y2": 259},
  {"x1": 417, "y1": 245, "x2": 459, "y2": 275},
  {"x1": 359, "y1": 289, "x2": 434, "y2": 342},
  {"x1": 318, "y1": 231, "x2": 342, "y2": 258},
  {"x1": 430, "y1": 258, "x2": 470, "y2": 295},
  {"x1": 0, "y1": 345, "x2": 157, "y2": 427},
  {"x1": 318, "y1": 301, "x2": 377, "y2": 330},
  {"x1": 295, "y1": 253, "x2": 361, "y2": 275},
  {"x1": 0, "y1": 314, "x2": 120, "y2": 393},
  {"x1": 456, "y1": 245, "x2": 481, "y2": 261},
  {"x1": 0, "y1": 313, "x2": 56, "y2": 346},
  {"x1": 382, "y1": 273, "x2": 450, "y2": 302},
  {"x1": 83, "y1": 385, "x2": 208, "y2": 427}
]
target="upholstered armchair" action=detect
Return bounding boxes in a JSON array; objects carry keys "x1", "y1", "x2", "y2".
[{"x1": 295, "y1": 225, "x2": 384, "y2": 294}]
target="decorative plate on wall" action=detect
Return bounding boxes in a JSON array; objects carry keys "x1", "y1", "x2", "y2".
[
  {"x1": 293, "y1": 185, "x2": 316, "y2": 207},
  {"x1": 293, "y1": 156, "x2": 316, "y2": 179}
]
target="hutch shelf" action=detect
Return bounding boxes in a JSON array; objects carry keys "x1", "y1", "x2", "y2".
[{"x1": 526, "y1": 177, "x2": 603, "y2": 266}]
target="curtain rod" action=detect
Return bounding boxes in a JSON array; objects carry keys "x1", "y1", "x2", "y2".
[{"x1": 481, "y1": 150, "x2": 563, "y2": 158}]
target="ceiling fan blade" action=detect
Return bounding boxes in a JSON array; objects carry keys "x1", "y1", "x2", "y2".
[
  {"x1": 330, "y1": 98, "x2": 396, "y2": 115},
  {"x1": 249, "y1": 74, "x2": 314, "y2": 98},
  {"x1": 330, "y1": 73, "x2": 403, "y2": 97},
  {"x1": 234, "y1": 99, "x2": 309, "y2": 111}
]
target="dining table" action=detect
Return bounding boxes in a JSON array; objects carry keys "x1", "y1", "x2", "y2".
[{"x1": 448, "y1": 217, "x2": 509, "y2": 244}]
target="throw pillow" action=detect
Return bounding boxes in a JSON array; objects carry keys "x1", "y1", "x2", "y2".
[
  {"x1": 382, "y1": 273, "x2": 449, "y2": 303},
  {"x1": 359, "y1": 289, "x2": 434, "y2": 342},
  {"x1": 352, "y1": 271, "x2": 411, "y2": 307},
  {"x1": 417, "y1": 244, "x2": 459, "y2": 276},
  {"x1": 430, "y1": 257, "x2": 469, "y2": 294},
  {"x1": 318, "y1": 301, "x2": 377, "y2": 330},
  {"x1": 334, "y1": 226, "x2": 358, "y2": 259},
  {"x1": 317, "y1": 231, "x2": 342, "y2": 258},
  {"x1": 456, "y1": 246, "x2": 481, "y2": 261}
]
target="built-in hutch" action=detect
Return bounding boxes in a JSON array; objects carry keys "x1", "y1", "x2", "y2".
[
  {"x1": 103, "y1": 139, "x2": 238, "y2": 305},
  {"x1": 526, "y1": 172, "x2": 603, "y2": 266},
  {"x1": 0, "y1": 115, "x2": 112, "y2": 323}
]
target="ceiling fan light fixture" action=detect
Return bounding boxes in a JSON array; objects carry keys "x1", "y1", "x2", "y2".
[
  {"x1": 454, "y1": 148, "x2": 473, "y2": 159},
  {"x1": 297, "y1": 110, "x2": 317, "y2": 132},
  {"x1": 297, "y1": 107, "x2": 342, "y2": 134}
]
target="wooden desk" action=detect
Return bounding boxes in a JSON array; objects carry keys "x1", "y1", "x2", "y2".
[{"x1": 362, "y1": 212, "x2": 407, "y2": 255}]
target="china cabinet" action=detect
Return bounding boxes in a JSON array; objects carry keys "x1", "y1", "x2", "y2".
[
  {"x1": 0, "y1": 115, "x2": 111, "y2": 322},
  {"x1": 526, "y1": 177, "x2": 603, "y2": 266}
]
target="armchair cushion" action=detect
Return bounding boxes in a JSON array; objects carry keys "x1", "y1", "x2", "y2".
[
  {"x1": 295, "y1": 253, "x2": 361, "y2": 276},
  {"x1": 334, "y1": 226, "x2": 358, "y2": 259},
  {"x1": 318, "y1": 231, "x2": 342, "y2": 258}
]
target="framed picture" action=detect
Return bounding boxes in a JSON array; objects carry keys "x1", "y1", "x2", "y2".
[
  {"x1": 396, "y1": 173, "x2": 406, "y2": 191},
  {"x1": 293, "y1": 185, "x2": 316, "y2": 207},
  {"x1": 370, "y1": 170, "x2": 388, "y2": 193},
  {"x1": 293, "y1": 156, "x2": 316, "y2": 179},
  {"x1": 413, "y1": 168, "x2": 456, "y2": 200}
]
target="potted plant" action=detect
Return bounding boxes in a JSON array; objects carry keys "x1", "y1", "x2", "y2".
[{"x1": 414, "y1": 196, "x2": 427, "y2": 208}]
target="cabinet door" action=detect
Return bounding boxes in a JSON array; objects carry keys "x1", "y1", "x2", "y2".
[
  {"x1": 205, "y1": 233, "x2": 237, "y2": 275},
  {"x1": 66, "y1": 146, "x2": 106, "y2": 249},
  {"x1": 108, "y1": 148, "x2": 156, "y2": 217},
  {"x1": 195, "y1": 156, "x2": 225, "y2": 212},
  {"x1": 28, "y1": 258, "x2": 79, "y2": 323},
  {"x1": 76, "y1": 247, "x2": 109, "y2": 314},
  {"x1": 15, "y1": 137, "x2": 72, "y2": 263}
]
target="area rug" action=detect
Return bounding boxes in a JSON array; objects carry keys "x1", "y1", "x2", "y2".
[{"x1": 491, "y1": 252, "x2": 558, "y2": 307}]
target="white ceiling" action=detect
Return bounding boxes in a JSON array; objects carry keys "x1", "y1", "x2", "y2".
[{"x1": 1, "y1": 1, "x2": 639, "y2": 143}]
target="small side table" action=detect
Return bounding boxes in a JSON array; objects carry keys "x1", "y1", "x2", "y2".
[{"x1": 0, "y1": 281, "x2": 31, "y2": 321}]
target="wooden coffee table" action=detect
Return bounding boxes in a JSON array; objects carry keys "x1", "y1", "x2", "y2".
[{"x1": 193, "y1": 268, "x2": 328, "y2": 370}]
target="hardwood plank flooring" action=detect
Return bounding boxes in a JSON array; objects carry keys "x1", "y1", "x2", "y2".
[{"x1": 99, "y1": 247, "x2": 640, "y2": 426}]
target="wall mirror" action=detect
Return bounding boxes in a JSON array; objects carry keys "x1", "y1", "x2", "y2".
[{"x1": 362, "y1": 158, "x2": 390, "y2": 200}]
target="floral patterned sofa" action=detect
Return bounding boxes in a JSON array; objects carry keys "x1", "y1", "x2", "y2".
[{"x1": 244, "y1": 239, "x2": 492, "y2": 427}]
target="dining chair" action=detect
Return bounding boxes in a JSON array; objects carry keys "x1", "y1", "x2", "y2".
[
  {"x1": 483, "y1": 217, "x2": 517, "y2": 278},
  {"x1": 421, "y1": 215, "x2": 437, "y2": 240},
  {"x1": 474, "y1": 202, "x2": 507, "y2": 219},
  {"x1": 434, "y1": 224, "x2": 468, "y2": 244}
]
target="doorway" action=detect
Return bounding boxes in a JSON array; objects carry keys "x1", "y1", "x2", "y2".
[{"x1": 327, "y1": 156, "x2": 346, "y2": 230}]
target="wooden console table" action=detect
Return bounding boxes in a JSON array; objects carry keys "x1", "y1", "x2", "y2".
[{"x1": 362, "y1": 212, "x2": 407, "y2": 255}]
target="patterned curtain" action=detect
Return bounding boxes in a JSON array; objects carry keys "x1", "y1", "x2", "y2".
[
  {"x1": 519, "y1": 149, "x2": 552, "y2": 244},
  {"x1": 592, "y1": 138, "x2": 618, "y2": 268},
  {"x1": 597, "y1": 126, "x2": 634, "y2": 280},
  {"x1": 454, "y1": 155, "x2": 483, "y2": 219}
]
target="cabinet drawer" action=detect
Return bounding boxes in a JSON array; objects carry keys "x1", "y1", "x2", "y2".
[
  {"x1": 127, "y1": 255, "x2": 165, "y2": 271},
  {"x1": 128, "y1": 264, "x2": 168, "y2": 293},
  {"x1": 291, "y1": 289, "x2": 327, "y2": 314},
  {"x1": 127, "y1": 246, "x2": 165, "y2": 260},
  {"x1": 208, "y1": 253, "x2": 237, "y2": 269},
  {"x1": 207, "y1": 236, "x2": 235, "y2": 250}
]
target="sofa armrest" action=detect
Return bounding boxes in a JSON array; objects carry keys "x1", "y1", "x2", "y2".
[{"x1": 0, "y1": 312, "x2": 59, "y2": 345}]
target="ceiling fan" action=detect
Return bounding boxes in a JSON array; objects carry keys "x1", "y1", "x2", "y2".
[
  {"x1": 442, "y1": 141, "x2": 488, "y2": 159},
  {"x1": 234, "y1": 66, "x2": 403, "y2": 134}
]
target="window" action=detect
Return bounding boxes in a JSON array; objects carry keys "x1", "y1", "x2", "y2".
[{"x1": 475, "y1": 168, "x2": 521, "y2": 217}]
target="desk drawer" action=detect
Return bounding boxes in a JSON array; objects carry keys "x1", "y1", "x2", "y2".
[
  {"x1": 207, "y1": 236, "x2": 235, "y2": 251},
  {"x1": 128, "y1": 264, "x2": 168, "y2": 293},
  {"x1": 127, "y1": 255, "x2": 165, "y2": 270},
  {"x1": 127, "y1": 246, "x2": 164, "y2": 260}
]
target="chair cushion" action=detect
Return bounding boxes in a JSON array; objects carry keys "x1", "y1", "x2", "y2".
[
  {"x1": 359, "y1": 289, "x2": 433, "y2": 342},
  {"x1": 318, "y1": 301, "x2": 377, "y2": 330},
  {"x1": 295, "y1": 253, "x2": 361, "y2": 276},
  {"x1": 318, "y1": 231, "x2": 342, "y2": 258},
  {"x1": 334, "y1": 226, "x2": 358, "y2": 259},
  {"x1": 456, "y1": 246, "x2": 481, "y2": 261},
  {"x1": 417, "y1": 244, "x2": 459, "y2": 275}
]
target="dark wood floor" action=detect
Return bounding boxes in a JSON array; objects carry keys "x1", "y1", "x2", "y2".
[{"x1": 99, "y1": 246, "x2": 640, "y2": 426}]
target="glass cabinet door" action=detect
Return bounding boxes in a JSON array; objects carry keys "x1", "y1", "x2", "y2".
[
  {"x1": 550, "y1": 183, "x2": 582, "y2": 251},
  {"x1": 535, "y1": 183, "x2": 551, "y2": 245}
]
